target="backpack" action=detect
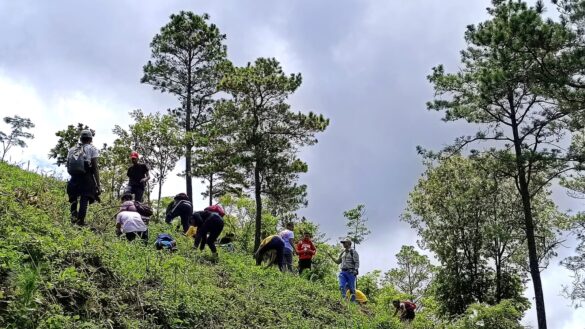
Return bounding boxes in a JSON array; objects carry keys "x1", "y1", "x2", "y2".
[
  {"x1": 155, "y1": 233, "x2": 176, "y2": 251},
  {"x1": 404, "y1": 301, "x2": 416, "y2": 312},
  {"x1": 67, "y1": 145, "x2": 88, "y2": 176},
  {"x1": 134, "y1": 201, "x2": 153, "y2": 217}
]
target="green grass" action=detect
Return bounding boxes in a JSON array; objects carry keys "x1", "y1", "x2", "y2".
[{"x1": 0, "y1": 162, "x2": 398, "y2": 329}]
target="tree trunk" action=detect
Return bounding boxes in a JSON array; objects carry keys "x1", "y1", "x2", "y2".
[
  {"x1": 209, "y1": 173, "x2": 213, "y2": 206},
  {"x1": 156, "y1": 177, "x2": 163, "y2": 223},
  {"x1": 510, "y1": 102, "x2": 547, "y2": 329},
  {"x1": 253, "y1": 164, "x2": 262, "y2": 252},
  {"x1": 185, "y1": 62, "x2": 193, "y2": 203},
  {"x1": 495, "y1": 257, "x2": 502, "y2": 303}
]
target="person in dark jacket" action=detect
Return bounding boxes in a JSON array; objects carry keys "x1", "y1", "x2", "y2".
[
  {"x1": 254, "y1": 233, "x2": 286, "y2": 272},
  {"x1": 66, "y1": 129, "x2": 100, "y2": 226},
  {"x1": 193, "y1": 204, "x2": 225, "y2": 259},
  {"x1": 165, "y1": 193, "x2": 192, "y2": 233},
  {"x1": 125, "y1": 151, "x2": 149, "y2": 202}
]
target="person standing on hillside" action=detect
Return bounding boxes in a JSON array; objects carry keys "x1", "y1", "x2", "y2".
[
  {"x1": 125, "y1": 151, "x2": 149, "y2": 202},
  {"x1": 295, "y1": 232, "x2": 316, "y2": 274},
  {"x1": 66, "y1": 129, "x2": 100, "y2": 226},
  {"x1": 279, "y1": 222, "x2": 296, "y2": 272},
  {"x1": 326, "y1": 237, "x2": 359, "y2": 302}
]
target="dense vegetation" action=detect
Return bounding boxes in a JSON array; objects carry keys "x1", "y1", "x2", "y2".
[{"x1": 0, "y1": 162, "x2": 388, "y2": 328}]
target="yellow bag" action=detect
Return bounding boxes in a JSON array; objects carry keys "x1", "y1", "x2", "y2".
[{"x1": 186, "y1": 226, "x2": 197, "y2": 238}]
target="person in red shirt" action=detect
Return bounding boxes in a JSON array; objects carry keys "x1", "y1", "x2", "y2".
[{"x1": 295, "y1": 232, "x2": 317, "y2": 274}]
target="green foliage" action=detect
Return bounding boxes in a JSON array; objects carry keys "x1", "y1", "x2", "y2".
[
  {"x1": 98, "y1": 140, "x2": 130, "y2": 203},
  {"x1": 425, "y1": 2, "x2": 578, "y2": 326},
  {"x1": 403, "y1": 155, "x2": 548, "y2": 316},
  {"x1": 0, "y1": 115, "x2": 35, "y2": 162},
  {"x1": 343, "y1": 204, "x2": 370, "y2": 246},
  {"x1": 0, "y1": 162, "x2": 394, "y2": 328},
  {"x1": 141, "y1": 11, "x2": 230, "y2": 201},
  {"x1": 217, "y1": 57, "x2": 329, "y2": 250},
  {"x1": 48, "y1": 123, "x2": 93, "y2": 167},
  {"x1": 383, "y1": 245, "x2": 433, "y2": 301},
  {"x1": 449, "y1": 300, "x2": 525, "y2": 329},
  {"x1": 113, "y1": 110, "x2": 183, "y2": 212}
]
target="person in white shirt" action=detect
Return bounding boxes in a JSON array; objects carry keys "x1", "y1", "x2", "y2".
[
  {"x1": 116, "y1": 211, "x2": 148, "y2": 243},
  {"x1": 279, "y1": 222, "x2": 297, "y2": 272}
]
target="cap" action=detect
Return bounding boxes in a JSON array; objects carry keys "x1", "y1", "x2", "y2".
[
  {"x1": 340, "y1": 237, "x2": 353, "y2": 243},
  {"x1": 130, "y1": 151, "x2": 139, "y2": 159},
  {"x1": 80, "y1": 130, "x2": 93, "y2": 139}
]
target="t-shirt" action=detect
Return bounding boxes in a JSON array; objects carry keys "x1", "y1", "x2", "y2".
[
  {"x1": 127, "y1": 163, "x2": 149, "y2": 186},
  {"x1": 279, "y1": 229, "x2": 295, "y2": 251},
  {"x1": 67, "y1": 144, "x2": 99, "y2": 163},
  {"x1": 116, "y1": 211, "x2": 147, "y2": 233}
]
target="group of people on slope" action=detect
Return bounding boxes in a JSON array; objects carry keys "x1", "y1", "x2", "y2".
[
  {"x1": 64, "y1": 130, "x2": 416, "y2": 322},
  {"x1": 65, "y1": 129, "x2": 228, "y2": 257}
]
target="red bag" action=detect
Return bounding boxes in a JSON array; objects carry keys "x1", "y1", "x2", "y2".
[{"x1": 404, "y1": 301, "x2": 416, "y2": 311}]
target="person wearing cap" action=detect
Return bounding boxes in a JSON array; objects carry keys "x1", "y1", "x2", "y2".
[
  {"x1": 125, "y1": 151, "x2": 149, "y2": 202},
  {"x1": 193, "y1": 204, "x2": 225, "y2": 259},
  {"x1": 165, "y1": 193, "x2": 193, "y2": 233},
  {"x1": 66, "y1": 129, "x2": 100, "y2": 226},
  {"x1": 326, "y1": 237, "x2": 360, "y2": 302}
]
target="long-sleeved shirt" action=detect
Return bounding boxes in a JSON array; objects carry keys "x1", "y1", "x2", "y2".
[
  {"x1": 338, "y1": 249, "x2": 359, "y2": 271},
  {"x1": 295, "y1": 239, "x2": 316, "y2": 260}
]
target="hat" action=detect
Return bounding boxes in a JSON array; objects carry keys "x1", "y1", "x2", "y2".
[
  {"x1": 130, "y1": 151, "x2": 139, "y2": 159},
  {"x1": 80, "y1": 129, "x2": 93, "y2": 139},
  {"x1": 340, "y1": 237, "x2": 353, "y2": 243}
]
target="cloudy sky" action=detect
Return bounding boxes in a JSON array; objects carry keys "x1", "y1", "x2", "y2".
[{"x1": 1, "y1": 0, "x2": 584, "y2": 327}]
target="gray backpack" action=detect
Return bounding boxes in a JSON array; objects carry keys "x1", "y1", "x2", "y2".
[{"x1": 67, "y1": 145, "x2": 88, "y2": 176}]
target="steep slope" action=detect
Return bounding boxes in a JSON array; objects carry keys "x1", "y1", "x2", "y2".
[{"x1": 0, "y1": 162, "x2": 392, "y2": 329}]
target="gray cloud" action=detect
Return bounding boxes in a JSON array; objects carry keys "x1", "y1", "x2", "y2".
[{"x1": 1, "y1": 0, "x2": 584, "y2": 327}]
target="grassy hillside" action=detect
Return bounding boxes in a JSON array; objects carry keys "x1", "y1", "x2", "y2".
[{"x1": 0, "y1": 162, "x2": 399, "y2": 329}]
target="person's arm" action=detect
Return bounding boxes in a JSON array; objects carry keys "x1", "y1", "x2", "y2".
[
  {"x1": 289, "y1": 238, "x2": 296, "y2": 255},
  {"x1": 165, "y1": 202, "x2": 175, "y2": 224},
  {"x1": 91, "y1": 157, "x2": 100, "y2": 192},
  {"x1": 326, "y1": 250, "x2": 342, "y2": 264},
  {"x1": 296, "y1": 242, "x2": 303, "y2": 255},
  {"x1": 141, "y1": 165, "x2": 150, "y2": 183},
  {"x1": 310, "y1": 241, "x2": 317, "y2": 256},
  {"x1": 353, "y1": 250, "x2": 360, "y2": 271}
]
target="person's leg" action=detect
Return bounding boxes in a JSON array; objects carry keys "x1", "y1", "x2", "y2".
[
  {"x1": 339, "y1": 272, "x2": 348, "y2": 299},
  {"x1": 194, "y1": 232, "x2": 203, "y2": 250},
  {"x1": 206, "y1": 219, "x2": 224, "y2": 254},
  {"x1": 346, "y1": 271, "x2": 357, "y2": 302},
  {"x1": 283, "y1": 249, "x2": 293, "y2": 272},
  {"x1": 181, "y1": 215, "x2": 191, "y2": 233},
  {"x1": 70, "y1": 198, "x2": 78, "y2": 223},
  {"x1": 133, "y1": 186, "x2": 144, "y2": 203},
  {"x1": 126, "y1": 232, "x2": 136, "y2": 241},
  {"x1": 276, "y1": 246, "x2": 285, "y2": 272},
  {"x1": 256, "y1": 246, "x2": 267, "y2": 265},
  {"x1": 139, "y1": 230, "x2": 149, "y2": 244},
  {"x1": 77, "y1": 196, "x2": 89, "y2": 225}
]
